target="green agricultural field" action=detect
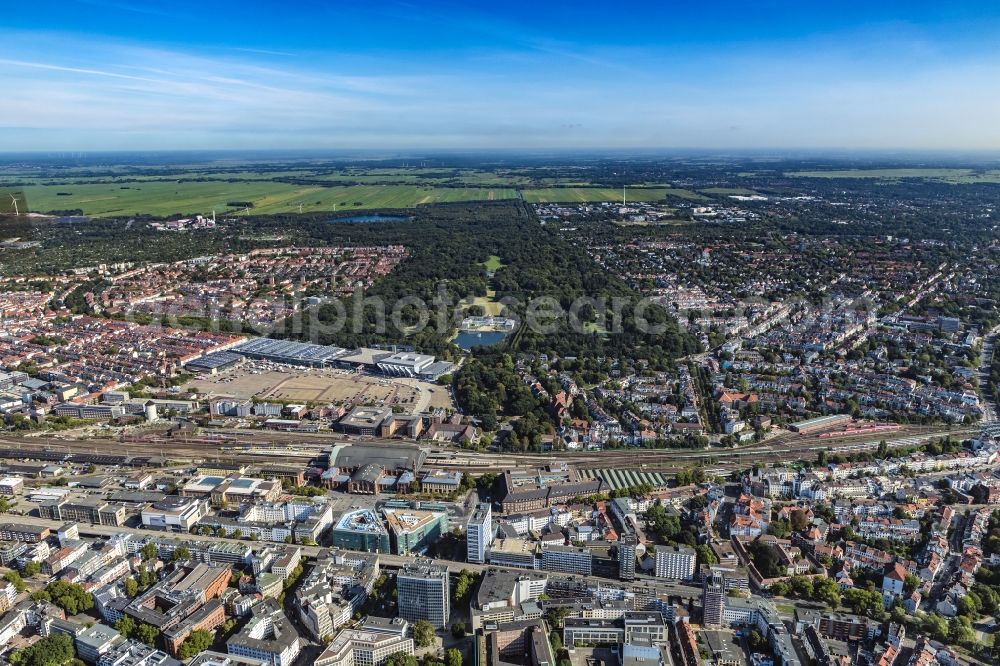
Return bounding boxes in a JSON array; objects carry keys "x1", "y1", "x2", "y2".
[
  {"x1": 13, "y1": 181, "x2": 517, "y2": 217},
  {"x1": 521, "y1": 187, "x2": 671, "y2": 203},
  {"x1": 785, "y1": 168, "x2": 1000, "y2": 183},
  {"x1": 700, "y1": 187, "x2": 759, "y2": 195},
  {"x1": 310, "y1": 168, "x2": 532, "y2": 186},
  {"x1": 787, "y1": 168, "x2": 972, "y2": 179}
]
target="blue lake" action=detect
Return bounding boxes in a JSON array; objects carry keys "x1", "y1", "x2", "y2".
[
  {"x1": 455, "y1": 330, "x2": 508, "y2": 350},
  {"x1": 329, "y1": 214, "x2": 413, "y2": 223}
]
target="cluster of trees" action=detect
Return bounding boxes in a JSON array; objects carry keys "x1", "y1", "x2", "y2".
[
  {"x1": 745, "y1": 540, "x2": 786, "y2": 579},
  {"x1": 674, "y1": 467, "x2": 708, "y2": 487},
  {"x1": 455, "y1": 353, "x2": 547, "y2": 432},
  {"x1": 452, "y1": 569, "x2": 479, "y2": 604},
  {"x1": 177, "y1": 630, "x2": 214, "y2": 658},
  {"x1": 451, "y1": 622, "x2": 466, "y2": 639},
  {"x1": 645, "y1": 495, "x2": 714, "y2": 549},
  {"x1": 645, "y1": 504, "x2": 683, "y2": 543},
  {"x1": 284, "y1": 484, "x2": 327, "y2": 497},
  {"x1": 114, "y1": 616, "x2": 161, "y2": 646},
  {"x1": 8, "y1": 633, "x2": 76, "y2": 666},
  {"x1": 769, "y1": 575, "x2": 841, "y2": 608},
  {"x1": 548, "y1": 630, "x2": 573, "y2": 666},
  {"x1": 695, "y1": 544, "x2": 718, "y2": 568},
  {"x1": 983, "y1": 511, "x2": 1000, "y2": 558},
  {"x1": 842, "y1": 588, "x2": 886, "y2": 621},
  {"x1": 766, "y1": 518, "x2": 792, "y2": 539},
  {"x1": 384, "y1": 650, "x2": 463, "y2": 666},
  {"x1": 609, "y1": 483, "x2": 654, "y2": 499},
  {"x1": 412, "y1": 620, "x2": 436, "y2": 648},
  {"x1": 4, "y1": 570, "x2": 27, "y2": 593},
  {"x1": 126, "y1": 566, "x2": 157, "y2": 595},
  {"x1": 33, "y1": 581, "x2": 94, "y2": 616}
]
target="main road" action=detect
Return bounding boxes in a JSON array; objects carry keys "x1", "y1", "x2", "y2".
[
  {"x1": 978, "y1": 324, "x2": 1000, "y2": 422},
  {"x1": 9, "y1": 514, "x2": 703, "y2": 601}
]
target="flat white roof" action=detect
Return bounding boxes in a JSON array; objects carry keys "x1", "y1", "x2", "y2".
[{"x1": 380, "y1": 352, "x2": 435, "y2": 366}]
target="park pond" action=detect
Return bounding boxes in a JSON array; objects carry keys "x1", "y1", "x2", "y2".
[{"x1": 454, "y1": 330, "x2": 508, "y2": 350}]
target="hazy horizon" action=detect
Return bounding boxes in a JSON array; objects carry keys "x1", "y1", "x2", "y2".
[{"x1": 4, "y1": 1, "x2": 1000, "y2": 152}]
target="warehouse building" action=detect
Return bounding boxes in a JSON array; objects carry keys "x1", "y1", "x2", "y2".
[
  {"x1": 185, "y1": 351, "x2": 244, "y2": 374},
  {"x1": 232, "y1": 338, "x2": 347, "y2": 367}
]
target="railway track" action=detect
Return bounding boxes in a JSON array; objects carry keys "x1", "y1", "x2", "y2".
[{"x1": 0, "y1": 423, "x2": 975, "y2": 472}]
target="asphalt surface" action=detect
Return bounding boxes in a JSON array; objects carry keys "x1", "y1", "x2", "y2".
[{"x1": 11, "y1": 514, "x2": 704, "y2": 601}]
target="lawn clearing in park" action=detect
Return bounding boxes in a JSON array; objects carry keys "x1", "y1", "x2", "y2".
[
  {"x1": 468, "y1": 290, "x2": 505, "y2": 317},
  {"x1": 482, "y1": 255, "x2": 505, "y2": 272}
]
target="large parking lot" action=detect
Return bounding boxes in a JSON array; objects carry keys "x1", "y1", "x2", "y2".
[{"x1": 183, "y1": 362, "x2": 454, "y2": 414}]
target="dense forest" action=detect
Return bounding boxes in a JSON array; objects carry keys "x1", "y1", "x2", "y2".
[{"x1": 270, "y1": 200, "x2": 699, "y2": 366}]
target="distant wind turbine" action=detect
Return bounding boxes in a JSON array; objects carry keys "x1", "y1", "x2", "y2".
[{"x1": 9, "y1": 194, "x2": 19, "y2": 216}]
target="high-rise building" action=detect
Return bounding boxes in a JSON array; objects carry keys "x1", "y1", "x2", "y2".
[
  {"x1": 467, "y1": 503, "x2": 493, "y2": 564},
  {"x1": 618, "y1": 536, "x2": 637, "y2": 581},
  {"x1": 654, "y1": 545, "x2": 697, "y2": 580},
  {"x1": 397, "y1": 561, "x2": 450, "y2": 629},
  {"x1": 702, "y1": 581, "x2": 725, "y2": 627}
]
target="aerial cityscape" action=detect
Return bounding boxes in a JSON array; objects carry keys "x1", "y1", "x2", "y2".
[{"x1": 3, "y1": 3, "x2": 1000, "y2": 666}]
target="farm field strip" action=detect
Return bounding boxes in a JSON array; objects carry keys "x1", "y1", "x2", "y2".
[{"x1": 12, "y1": 181, "x2": 519, "y2": 217}]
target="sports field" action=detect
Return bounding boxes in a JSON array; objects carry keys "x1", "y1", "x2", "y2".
[{"x1": 17, "y1": 181, "x2": 518, "y2": 217}]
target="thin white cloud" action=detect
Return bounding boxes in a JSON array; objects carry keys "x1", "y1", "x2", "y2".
[
  {"x1": 229, "y1": 47, "x2": 298, "y2": 58},
  {"x1": 1, "y1": 24, "x2": 1000, "y2": 150}
]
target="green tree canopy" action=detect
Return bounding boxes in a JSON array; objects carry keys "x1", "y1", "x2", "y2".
[
  {"x1": 178, "y1": 630, "x2": 213, "y2": 658},
  {"x1": 412, "y1": 620, "x2": 436, "y2": 648}
]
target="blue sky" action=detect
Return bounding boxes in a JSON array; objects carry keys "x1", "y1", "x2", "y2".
[{"x1": 3, "y1": 1, "x2": 1000, "y2": 151}]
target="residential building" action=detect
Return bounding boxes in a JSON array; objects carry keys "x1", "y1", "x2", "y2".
[
  {"x1": 654, "y1": 545, "x2": 697, "y2": 581},
  {"x1": 227, "y1": 599, "x2": 301, "y2": 666}
]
